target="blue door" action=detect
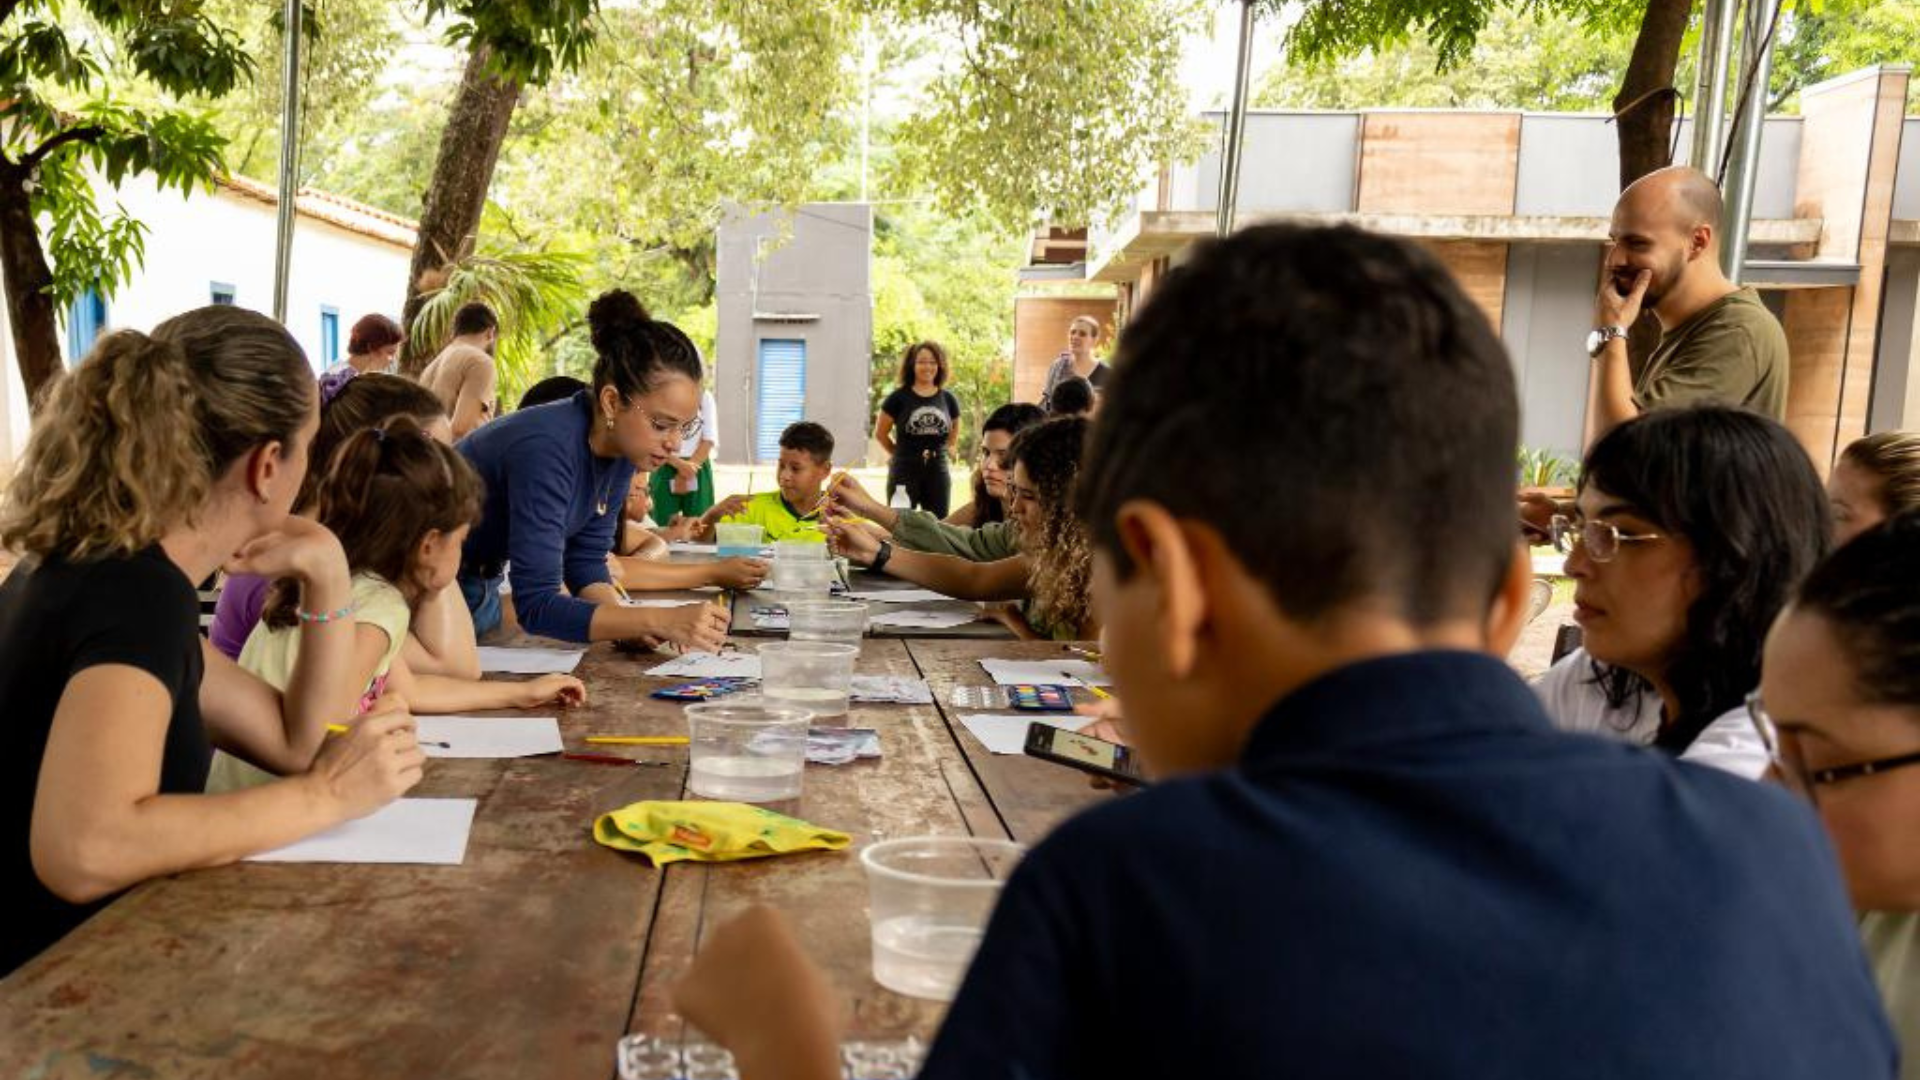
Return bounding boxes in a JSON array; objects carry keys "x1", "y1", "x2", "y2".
[
  {"x1": 66, "y1": 289, "x2": 107, "y2": 363},
  {"x1": 320, "y1": 307, "x2": 340, "y2": 367},
  {"x1": 755, "y1": 338, "x2": 807, "y2": 463}
]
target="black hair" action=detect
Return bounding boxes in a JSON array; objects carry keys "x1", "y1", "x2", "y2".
[
  {"x1": 1076, "y1": 223, "x2": 1518, "y2": 626},
  {"x1": 585, "y1": 289, "x2": 702, "y2": 401},
  {"x1": 1581, "y1": 406, "x2": 1831, "y2": 750},
  {"x1": 968, "y1": 402, "x2": 1048, "y2": 524},
  {"x1": 452, "y1": 302, "x2": 498, "y2": 337},
  {"x1": 1793, "y1": 511, "x2": 1920, "y2": 708},
  {"x1": 780, "y1": 421, "x2": 834, "y2": 465},
  {"x1": 519, "y1": 375, "x2": 588, "y2": 411},
  {"x1": 897, "y1": 340, "x2": 950, "y2": 389},
  {"x1": 1048, "y1": 377, "x2": 1095, "y2": 417}
]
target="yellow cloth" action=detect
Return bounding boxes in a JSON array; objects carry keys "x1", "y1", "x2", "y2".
[{"x1": 593, "y1": 800, "x2": 851, "y2": 866}]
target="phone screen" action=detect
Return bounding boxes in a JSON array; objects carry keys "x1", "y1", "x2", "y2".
[
  {"x1": 1050, "y1": 728, "x2": 1120, "y2": 769},
  {"x1": 1025, "y1": 723, "x2": 1145, "y2": 784}
]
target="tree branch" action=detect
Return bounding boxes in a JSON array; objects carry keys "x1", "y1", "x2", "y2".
[
  {"x1": 0, "y1": 1, "x2": 25, "y2": 29},
  {"x1": 23, "y1": 124, "x2": 104, "y2": 170}
]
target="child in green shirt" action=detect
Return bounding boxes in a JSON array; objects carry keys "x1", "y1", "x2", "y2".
[{"x1": 720, "y1": 422, "x2": 836, "y2": 543}]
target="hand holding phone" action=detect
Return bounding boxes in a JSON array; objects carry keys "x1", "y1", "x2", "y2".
[{"x1": 1023, "y1": 723, "x2": 1148, "y2": 787}]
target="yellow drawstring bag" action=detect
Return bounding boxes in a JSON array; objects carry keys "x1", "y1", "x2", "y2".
[{"x1": 593, "y1": 800, "x2": 851, "y2": 866}]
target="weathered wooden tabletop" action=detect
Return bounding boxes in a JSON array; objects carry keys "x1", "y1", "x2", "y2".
[{"x1": 0, "y1": 636, "x2": 1107, "y2": 1079}]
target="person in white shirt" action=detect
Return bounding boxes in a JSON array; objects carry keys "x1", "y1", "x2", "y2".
[
  {"x1": 1534, "y1": 406, "x2": 1831, "y2": 779},
  {"x1": 651, "y1": 387, "x2": 719, "y2": 522}
]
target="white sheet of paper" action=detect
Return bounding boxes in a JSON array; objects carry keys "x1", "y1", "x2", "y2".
[
  {"x1": 416, "y1": 716, "x2": 563, "y2": 759},
  {"x1": 958, "y1": 714, "x2": 1090, "y2": 755},
  {"x1": 246, "y1": 798, "x2": 477, "y2": 865},
  {"x1": 979, "y1": 658, "x2": 1112, "y2": 688},
  {"x1": 474, "y1": 646, "x2": 585, "y2": 675},
  {"x1": 646, "y1": 652, "x2": 764, "y2": 679},
  {"x1": 845, "y1": 588, "x2": 957, "y2": 604},
  {"x1": 870, "y1": 608, "x2": 979, "y2": 630},
  {"x1": 620, "y1": 597, "x2": 705, "y2": 608}
]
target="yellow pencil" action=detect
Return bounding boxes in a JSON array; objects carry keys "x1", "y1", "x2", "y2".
[
  {"x1": 1086, "y1": 685, "x2": 1112, "y2": 701},
  {"x1": 585, "y1": 735, "x2": 691, "y2": 746},
  {"x1": 326, "y1": 723, "x2": 351, "y2": 735},
  {"x1": 611, "y1": 578, "x2": 634, "y2": 604}
]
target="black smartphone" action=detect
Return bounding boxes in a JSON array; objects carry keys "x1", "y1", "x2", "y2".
[{"x1": 1023, "y1": 723, "x2": 1148, "y2": 786}]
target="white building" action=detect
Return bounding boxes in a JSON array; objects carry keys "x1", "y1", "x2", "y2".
[{"x1": 0, "y1": 173, "x2": 417, "y2": 472}]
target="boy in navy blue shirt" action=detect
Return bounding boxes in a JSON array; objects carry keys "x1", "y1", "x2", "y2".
[{"x1": 672, "y1": 224, "x2": 1895, "y2": 1080}]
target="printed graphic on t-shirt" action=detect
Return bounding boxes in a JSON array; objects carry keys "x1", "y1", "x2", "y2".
[{"x1": 903, "y1": 405, "x2": 952, "y2": 439}]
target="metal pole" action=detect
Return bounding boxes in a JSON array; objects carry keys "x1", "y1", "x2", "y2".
[
  {"x1": 1687, "y1": 0, "x2": 1738, "y2": 171},
  {"x1": 1215, "y1": 0, "x2": 1256, "y2": 237},
  {"x1": 270, "y1": 0, "x2": 302, "y2": 322},
  {"x1": 1719, "y1": 0, "x2": 1779, "y2": 283}
]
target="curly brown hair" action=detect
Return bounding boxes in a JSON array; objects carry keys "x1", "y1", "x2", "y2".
[
  {"x1": 897, "y1": 340, "x2": 950, "y2": 389},
  {"x1": 1009, "y1": 417, "x2": 1092, "y2": 637}
]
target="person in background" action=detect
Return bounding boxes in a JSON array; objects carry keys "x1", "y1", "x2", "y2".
[
  {"x1": 1831, "y1": 431, "x2": 1920, "y2": 545},
  {"x1": 875, "y1": 341, "x2": 961, "y2": 517},
  {"x1": 455, "y1": 290, "x2": 729, "y2": 650},
  {"x1": 1534, "y1": 406, "x2": 1829, "y2": 779},
  {"x1": 1753, "y1": 511, "x2": 1920, "y2": 1080},
  {"x1": 829, "y1": 417, "x2": 1096, "y2": 640},
  {"x1": 1584, "y1": 167, "x2": 1787, "y2": 445},
  {"x1": 210, "y1": 370, "x2": 471, "y2": 679},
  {"x1": 0, "y1": 306, "x2": 421, "y2": 977},
  {"x1": 710, "y1": 422, "x2": 834, "y2": 544},
  {"x1": 674, "y1": 223, "x2": 1893, "y2": 1080},
  {"x1": 211, "y1": 417, "x2": 583, "y2": 792},
  {"x1": 827, "y1": 402, "x2": 1046, "y2": 561},
  {"x1": 652, "y1": 382, "x2": 720, "y2": 522},
  {"x1": 418, "y1": 302, "x2": 500, "y2": 439},
  {"x1": 1038, "y1": 314, "x2": 1108, "y2": 411},
  {"x1": 331, "y1": 314, "x2": 404, "y2": 376},
  {"x1": 1048, "y1": 376, "x2": 1096, "y2": 418},
  {"x1": 518, "y1": 376, "x2": 587, "y2": 412}
]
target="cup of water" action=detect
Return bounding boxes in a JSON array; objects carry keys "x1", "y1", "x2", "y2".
[
  {"x1": 860, "y1": 836, "x2": 1025, "y2": 1001},
  {"x1": 715, "y1": 522, "x2": 765, "y2": 557},
  {"x1": 786, "y1": 599, "x2": 869, "y2": 645},
  {"x1": 773, "y1": 538, "x2": 828, "y2": 562},
  {"x1": 685, "y1": 702, "x2": 812, "y2": 803},
  {"x1": 759, "y1": 641, "x2": 858, "y2": 720},
  {"x1": 769, "y1": 557, "x2": 836, "y2": 595}
]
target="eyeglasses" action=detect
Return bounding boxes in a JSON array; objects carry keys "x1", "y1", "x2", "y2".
[
  {"x1": 1745, "y1": 690, "x2": 1920, "y2": 802},
  {"x1": 636, "y1": 409, "x2": 700, "y2": 440},
  {"x1": 1549, "y1": 515, "x2": 1664, "y2": 562}
]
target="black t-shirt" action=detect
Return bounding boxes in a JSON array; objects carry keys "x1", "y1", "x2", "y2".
[
  {"x1": 1, "y1": 545, "x2": 209, "y2": 975},
  {"x1": 881, "y1": 387, "x2": 960, "y2": 462}
]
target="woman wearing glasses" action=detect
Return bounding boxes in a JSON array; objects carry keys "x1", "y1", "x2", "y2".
[
  {"x1": 1533, "y1": 407, "x2": 1830, "y2": 778},
  {"x1": 453, "y1": 290, "x2": 729, "y2": 651},
  {"x1": 1752, "y1": 511, "x2": 1920, "y2": 1077}
]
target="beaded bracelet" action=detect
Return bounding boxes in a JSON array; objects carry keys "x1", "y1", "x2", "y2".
[{"x1": 295, "y1": 603, "x2": 358, "y2": 625}]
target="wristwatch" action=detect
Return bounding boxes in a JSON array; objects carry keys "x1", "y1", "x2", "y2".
[
  {"x1": 1586, "y1": 325, "x2": 1629, "y2": 358},
  {"x1": 871, "y1": 540, "x2": 894, "y2": 574}
]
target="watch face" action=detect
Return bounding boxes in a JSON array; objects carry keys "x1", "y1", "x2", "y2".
[{"x1": 1585, "y1": 330, "x2": 1603, "y2": 356}]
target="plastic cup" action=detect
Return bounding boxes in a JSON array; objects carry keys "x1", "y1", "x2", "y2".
[
  {"x1": 860, "y1": 837, "x2": 1025, "y2": 1001},
  {"x1": 768, "y1": 557, "x2": 836, "y2": 596},
  {"x1": 715, "y1": 522, "x2": 765, "y2": 557},
  {"x1": 685, "y1": 702, "x2": 812, "y2": 803},
  {"x1": 759, "y1": 640, "x2": 858, "y2": 720},
  {"x1": 786, "y1": 599, "x2": 869, "y2": 645},
  {"x1": 773, "y1": 539, "x2": 829, "y2": 561}
]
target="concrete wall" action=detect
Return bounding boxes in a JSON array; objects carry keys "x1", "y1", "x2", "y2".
[
  {"x1": 714, "y1": 203, "x2": 873, "y2": 467},
  {"x1": 1186, "y1": 112, "x2": 1360, "y2": 214},
  {"x1": 1502, "y1": 244, "x2": 1604, "y2": 458},
  {"x1": 1895, "y1": 118, "x2": 1920, "y2": 221},
  {"x1": 1873, "y1": 248, "x2": 1920, "y2": 433},
  {"x1": 0, "y1": 173, "x2": 412, "y2": 473}
]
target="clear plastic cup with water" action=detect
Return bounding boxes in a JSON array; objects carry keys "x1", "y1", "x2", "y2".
[
  {"x1": 860, "y1": 836, "x2": 1025, "y2": 1001},
  {"x1": 769, "y1": 557, "x2": 836, "y2": 596},
  {"x1": 759, "y1": 641, "x2": 858, "y2": 720},
  {"x1": 773, "y1": 538, "x2": 829, "y2": 561},
  {"x1": 715, "y1": 522, "x2": 765, "y2": 557},
  {"x1": 786, "y1": 600, "x2": 869, "y2": 645},
  {"x1": 685, "y1": 702, "x2": 813, "y2": 803}
]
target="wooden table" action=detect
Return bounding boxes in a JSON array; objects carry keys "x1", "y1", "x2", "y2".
[
  {"x1": 729, "y1": 570, "x2": 1016, "y2": 642},
  {"x1": 0, "y1": 637, "x2": 1106, "y2": 1079}
]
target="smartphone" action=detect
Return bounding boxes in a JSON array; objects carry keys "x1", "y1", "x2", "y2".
[{"x1": 1023, "y1": 723, "x2": 1148, "y2": 786}]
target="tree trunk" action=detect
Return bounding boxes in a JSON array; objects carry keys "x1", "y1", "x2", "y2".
[
  {"x1": 0, "y1": 158, "x2": 64, "y2": 409},
  {"x1": 1613, "y1": 0, "x2": 1693, "y2": 189},
  {"x1": 399, "y1": 43, "x2": 521, "y2": 374}
]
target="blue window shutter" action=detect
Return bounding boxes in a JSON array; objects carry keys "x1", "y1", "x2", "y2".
[
  {"x1": 66, "y1": 289, "x2": 106, "y2": 364},
  {"x1": 755, "y1": 338, "x2": 807, "y2": 463},
  {"x1": 320, "y1": 307, "x2": 340, "y2": 366},
  {"x1": 210, "y1": 282, "x2": 236, "y2": 305}
]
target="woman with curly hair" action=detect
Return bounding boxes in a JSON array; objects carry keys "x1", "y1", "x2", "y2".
[
  {"x1": 826, "y1": 417, "x2": 1096, "y2": 641},
  {"x1": 1534, "y1": 406, "x2": 1831, "y2": 778}
]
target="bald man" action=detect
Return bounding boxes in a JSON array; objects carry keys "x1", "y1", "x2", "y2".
[{"x1": 1584, "y1": 166, "x2": 1787, "y2": 444}]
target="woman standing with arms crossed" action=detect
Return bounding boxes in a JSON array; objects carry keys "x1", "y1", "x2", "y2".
[
  {"x1": 0, "y1": 307, "x2": 421, "y2": 976},
  {"x1": 875, "y1": 340, "x2": 962, "y2": 518}
]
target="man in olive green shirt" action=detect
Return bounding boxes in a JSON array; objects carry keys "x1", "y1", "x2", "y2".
[{"x1": 1584, "y1": 166, "x2": 1788, "y2": 446}]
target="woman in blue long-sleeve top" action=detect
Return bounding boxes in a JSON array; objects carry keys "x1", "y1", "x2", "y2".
[{"x1": 455, "y1": 291, "x2": 731, "y2": 651}]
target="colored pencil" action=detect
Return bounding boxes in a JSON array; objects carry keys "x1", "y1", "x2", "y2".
[{"x1": 585, "y1": 735, "x2": 691, "y2": 746}]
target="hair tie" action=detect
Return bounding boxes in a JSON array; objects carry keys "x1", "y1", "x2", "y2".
[
  {"x1": 318, "y1": 367, "x2": 358, "y2": 408},
  {"x1": 372, "y1": 426, "x2": 389, "y2": 444}
]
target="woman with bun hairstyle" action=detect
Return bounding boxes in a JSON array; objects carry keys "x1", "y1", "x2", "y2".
[
  {"x1": 454, "y1": 290, "x2": 730, "y2": 650},
  {"x1": 0, "y1": 306, "x2": 421, "y2": 976}
]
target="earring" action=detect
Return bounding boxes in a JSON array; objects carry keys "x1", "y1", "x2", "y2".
[{"x1": 606, "y1": 417, "x2": 615, "y2": 430}]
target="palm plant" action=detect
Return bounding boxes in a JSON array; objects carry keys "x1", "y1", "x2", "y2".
[{"x1": 406, "y1": 244, "x2": 590, "y2": 409}]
